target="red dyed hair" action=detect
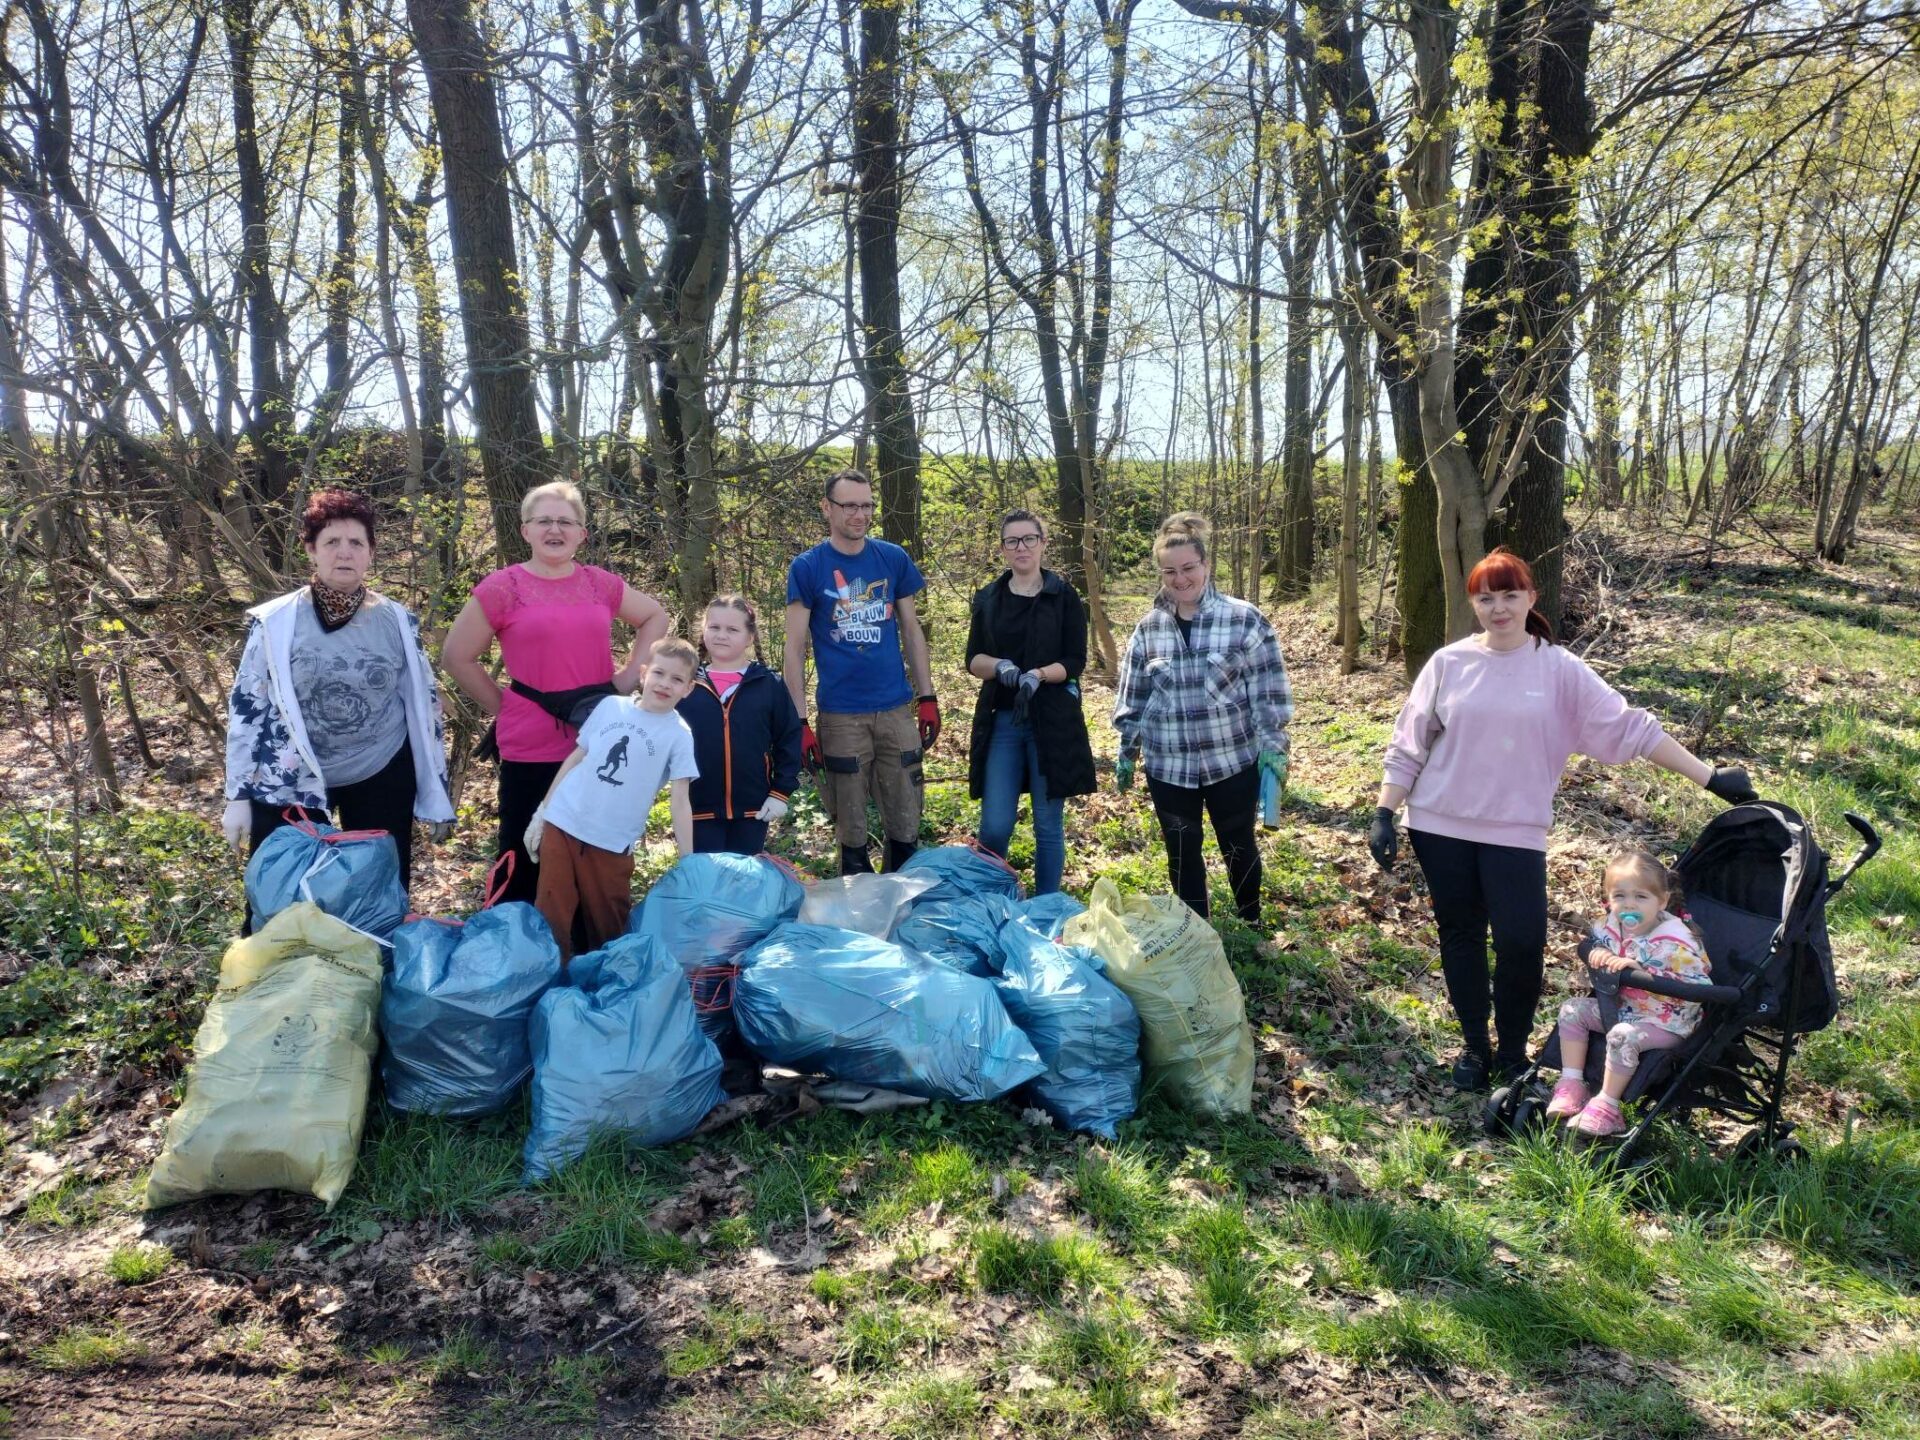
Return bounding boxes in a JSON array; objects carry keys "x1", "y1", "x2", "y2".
[
  {"x1": 301, "y1": 488, "x2": 377, "y2": 549},
  {"x1": 1465, "y1": 546, "x2": 1553, "y2": 642}
]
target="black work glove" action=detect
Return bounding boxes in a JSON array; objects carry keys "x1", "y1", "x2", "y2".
[
  {"x1": 994, "y1": 659, "x2": 1021, "y2": 689},
  {"x1": 1366, "y1": 806, "x2": 1398, "y2": 871},
  {"x1": 1012, "y1": 669, "x2": 1042, "y2": 726},
  {"x1": 1706, "y1": 766, "x2": 1758, "y2": 805}
]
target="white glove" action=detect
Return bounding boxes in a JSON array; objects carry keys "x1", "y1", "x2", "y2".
[
  {"x1": 427, "y1": 819, "x2": 455, "y2": 844},
  {"x1": 523, "y1": 803, "x2": 548, "y2": 864},
  {"x1": 756, "y1": 795, "x2": 789, "y2": 823},
  {"x1": 221, "y1": 799, "x2": 251, "y2": 855}
]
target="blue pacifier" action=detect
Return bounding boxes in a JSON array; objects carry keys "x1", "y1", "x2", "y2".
[{"x1": 1618, "y1": 910, "x2": 1644, "y2": 927}]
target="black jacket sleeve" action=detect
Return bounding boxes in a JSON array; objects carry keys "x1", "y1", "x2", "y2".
[
  {"x1": 965, "y1": 586, "x2": 991, "y2": 667},
  {"x1": 1058, "y1": 585, "x2": 1088, "y2": 680},
  {"x1": 767, "y1": 679, "x2": 803, "y2": 800}
]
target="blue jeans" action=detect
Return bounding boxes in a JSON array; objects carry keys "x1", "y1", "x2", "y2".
[{"x1": 977, "y1": 712, "x2": 1066, "y2": 894}]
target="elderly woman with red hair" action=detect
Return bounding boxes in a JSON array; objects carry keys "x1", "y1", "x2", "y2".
[
  {"x1": 221, "y1": 488, "x2": 455, "y2": 890},
  {"x1": 1368, "y1": 547, "x2": 1756, "y2": 1092}
]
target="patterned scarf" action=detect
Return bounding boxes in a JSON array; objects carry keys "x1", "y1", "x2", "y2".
[{"x1": 310, "y1": 579, "x2": 367, "y2": 633}]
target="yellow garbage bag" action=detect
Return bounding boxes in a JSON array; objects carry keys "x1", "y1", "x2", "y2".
[
  {"x1": 1062, "y1": 879, "x2": 1253, "y2": 1117},
  {"x1": 146, "y1": 902, "x2": 382, "y2": 1210}
]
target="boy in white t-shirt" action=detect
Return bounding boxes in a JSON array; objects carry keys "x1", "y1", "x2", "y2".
[{"x1": 532, "y1": 637, "x2": 700, "y2": 960}]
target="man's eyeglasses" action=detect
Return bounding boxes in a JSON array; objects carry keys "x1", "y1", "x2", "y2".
[
  {"x1": 528, "y1": 516, "x2": 584, "y2": 530},
  {"x1": 1001, "y1": 533, "x2": 1043, "y2": 550},
  {"x1": 829, "y1": 500, "x2": 877, "y2": 514}
]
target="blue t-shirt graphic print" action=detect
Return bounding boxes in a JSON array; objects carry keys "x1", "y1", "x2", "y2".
[{"x1": 787, "y1": 538, "x2": 925, "y2": 714}]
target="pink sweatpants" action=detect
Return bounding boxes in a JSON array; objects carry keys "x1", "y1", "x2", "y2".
[{"x1": 1557, "y1": 998, "x2": 1686, "y2": 1072}]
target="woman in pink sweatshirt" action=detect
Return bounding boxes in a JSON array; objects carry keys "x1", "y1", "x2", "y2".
[{"x1": 1368, "y1": 548, "x2": 1755, "y2": 1092}]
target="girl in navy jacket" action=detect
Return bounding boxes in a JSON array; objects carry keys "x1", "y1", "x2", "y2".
[{"x1": 678, "y1": 595, "x2": 804, "y2": 855}]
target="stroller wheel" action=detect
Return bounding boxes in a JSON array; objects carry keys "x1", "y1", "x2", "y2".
[
  {"x1": 1734, "y1": 1128, "x2": 1807, "y2": 1165},
  {"x1": 1482, "y1": 1085, "x2": 1518, "y2": 1139},
  {"x1": 1511, "y1": 1095, "x2": 1548, "y2": 1136}
]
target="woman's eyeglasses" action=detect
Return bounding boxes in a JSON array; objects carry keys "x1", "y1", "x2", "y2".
[
  {"x1": 1002, "y1": 533, "x2": 1043, "y2": 550},
  {"x1": 528, "y1": 517, "x2": 584, "y2": 530}
]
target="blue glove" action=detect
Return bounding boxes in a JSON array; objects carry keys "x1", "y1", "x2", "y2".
[{"x1": 994, "y1": 659, "x2": 1022, "y2": 689}]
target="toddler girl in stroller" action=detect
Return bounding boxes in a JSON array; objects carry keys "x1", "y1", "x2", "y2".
[{"x1": 1546, "y1": 847, "x2": 1714, "y2": 1136}]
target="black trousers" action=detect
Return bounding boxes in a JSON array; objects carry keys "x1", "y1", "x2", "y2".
[
  {"x1": 1145, "y1": 762, "x2": 1262, "y2": 922},
  {"x1": 496, "y1": 758, "x2": 564, "y2": 907},
  {"x1": 1408, "y1": 828, "x2": 1549, "y2": 1062},
  {"x1": 249, "y1": 738, "x2": 418, "y2": 890},
  {"x1": 693, "y1": 817, "x2": 770, "y2": 856}
]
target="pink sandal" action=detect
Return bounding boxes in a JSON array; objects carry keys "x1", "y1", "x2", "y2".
[
  {"x1": 1572, "y1": 1093, "x2": 1626, "y2": 1138},
  {"x1": 1545, "y1": 1076, "x2": 1591, "y2": 1120}
]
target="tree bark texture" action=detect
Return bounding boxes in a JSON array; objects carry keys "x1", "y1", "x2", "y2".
[{"x1": 407, "y1": 0, "x2": 554, "y2": 559}]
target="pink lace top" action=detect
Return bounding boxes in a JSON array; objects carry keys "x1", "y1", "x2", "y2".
[{"x1": 473, "y1": 563, "x2": 626, "y2": 761}]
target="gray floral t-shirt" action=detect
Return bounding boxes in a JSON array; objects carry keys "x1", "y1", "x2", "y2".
[{"x1": 291, "y1": 597, "x2": 410, "y2": 786}]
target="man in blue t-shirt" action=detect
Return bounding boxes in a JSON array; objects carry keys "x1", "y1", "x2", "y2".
[{"x1": 784, "y1": 468, "x2": 938, "y2": 875}]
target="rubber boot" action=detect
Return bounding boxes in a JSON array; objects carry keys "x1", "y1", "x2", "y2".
[
  {"x1": 840, "y1": 844, "x2": 875, "y2": 877},
  {"x1": 886, "y1": 839, "x2": 918, "y2": 873}
]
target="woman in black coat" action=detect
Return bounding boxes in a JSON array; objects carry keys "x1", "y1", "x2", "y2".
[{"x1": 965, "y1": 510, "x2": 1097, "y2": 893}]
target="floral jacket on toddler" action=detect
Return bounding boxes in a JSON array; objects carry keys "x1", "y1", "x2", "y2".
[{"x1": 1589, "y1": 912, "x2": 1713, "y2": 1037}]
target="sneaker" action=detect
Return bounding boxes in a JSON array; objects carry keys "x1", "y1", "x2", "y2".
[
  {"x1": 1544, "y1": 1076, "x2": 1591, "y2": 1120},
  {"x1": 1450, "y1": 1050, "x2": 1492, "y2": 1092},
  {"x1": 1571, "y1": 1093, "x2": 1626, "y2": 1137}
]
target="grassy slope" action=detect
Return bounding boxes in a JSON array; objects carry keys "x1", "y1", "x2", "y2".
[{"x1": 1, "y1": 525, "x2": 1917, "y2": 1439}]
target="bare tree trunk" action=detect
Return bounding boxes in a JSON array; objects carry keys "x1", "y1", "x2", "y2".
[
  {"x1": 226, "y1": 0, "x2": 299, "y2": 569},
  {"x1": 853, "y1": 0, "x2": 924, "y2": 562},
  {"x1": 407, "y1": 0, "x2": 554, "y2": 558}
]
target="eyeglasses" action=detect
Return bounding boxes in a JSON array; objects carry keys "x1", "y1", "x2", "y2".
[
  {"x1": 829, "y1": 500, "x2": 877, "y2": 514},
  {"x1": 1001, "y1": 533, "x2": 1043, "y2": 550},
  {"x1": 528, "y1": 516, "x2": 583, "y2": 530}
]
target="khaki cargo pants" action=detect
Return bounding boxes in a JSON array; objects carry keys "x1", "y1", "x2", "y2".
[{"x1": 818, "y1": 704, "x2": 924, "y2": 848}]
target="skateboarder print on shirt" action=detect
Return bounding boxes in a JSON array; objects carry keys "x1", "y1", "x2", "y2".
[
  {"x1": 828, "y1": 569, "x2": 893, "y2": 650},
  {"x1": 596, "y1": 734, "x2": 630, "y2": 785}
]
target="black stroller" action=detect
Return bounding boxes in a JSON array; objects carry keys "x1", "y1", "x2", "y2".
[{"x1": 1483, "y1": 802, "x2": 1882, "y2": 1163}]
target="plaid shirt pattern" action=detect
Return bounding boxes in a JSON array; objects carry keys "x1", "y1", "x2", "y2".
[{"x1": 1112, "y1": 585, "x2": 1293, "y2": 788}]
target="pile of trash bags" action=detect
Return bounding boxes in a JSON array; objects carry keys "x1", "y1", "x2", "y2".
[{"x1": 151, "y1": 840, "x2": 1254, "y2": 1207}]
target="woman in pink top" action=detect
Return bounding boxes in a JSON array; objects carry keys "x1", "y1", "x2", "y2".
[
  {"x1": 1366, "y1": 548, "x2": 1755, "y2": 1093},
  {"x1": 442, "y1": 481, "x2": 670, "y2": 905}
]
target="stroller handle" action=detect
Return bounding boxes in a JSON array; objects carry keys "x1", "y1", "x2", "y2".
[
  {"x1": 1830, "y1": 812, "x2": 1882, "y2": 894},
  {"x1": 1589, "y1": 961, "x2": 1744, "y2": 1008}
]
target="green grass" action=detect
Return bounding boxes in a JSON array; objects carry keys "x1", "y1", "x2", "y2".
[
  {"x1": 531, "y1": 1139, "x2": 693, "y2": 1272},
  {"x1": 665, "y1": 1306, "x2": 769, "y2": 1378},
  {"x1": 836, "y1": 1302, "x2": 949, "y2": 1374},
  {"x1": 334, "y1": 1105, "x2": 524, "y2": 1228},
  {"x1": 971, "y1": 1225, "x2": 1114, "y2": 1304},
  {"x1": 32, "y1": 1324, "x2": 147, "y2": 1372},
  {"x1": 104, "y1": 1243, "x2": 171, "y2": 1285},
  {"x1": 881, "y1": 1373, "x2": 983, "y2": 1438}
]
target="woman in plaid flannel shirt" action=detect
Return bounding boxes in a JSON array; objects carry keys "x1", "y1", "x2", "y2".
[{"x1": 1112, "y1": 513, "x2": 1292, "y2": 922}]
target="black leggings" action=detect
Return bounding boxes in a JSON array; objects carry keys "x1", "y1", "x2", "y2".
[
  {"x1": 1408, "y1": 828, "x2": 1549, "y2": 1062},
  {"x1": 1146, "y1": 763, "x2": 1262, "y2": 922},
  {"x1": 496, "y1": 758, "x2": 564, "y2": 907}
]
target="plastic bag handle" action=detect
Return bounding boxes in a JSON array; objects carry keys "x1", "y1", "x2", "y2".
[
  {"x1": 964, "y1": 837, "x2": 1019, "y2": 878},
  {"x1": 480, "y1": 851, "x2": 516, "y2": 910},
  {"x1": 757, "y1": 852, "x2": 809, "y2": 886}
]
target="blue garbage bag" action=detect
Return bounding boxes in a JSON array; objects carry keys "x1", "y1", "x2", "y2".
[
  {"x1": 381, "y1": 903, "x2": 562, "y2": 1116},
  {"x1": 995, "y1": 917, "x2": 1140, "y2": 1138},
  {"x1": 1013, "y1": 893, "x2": 1087, "y2": 942},
  {"x1": 733, "y1": 924, "x2": 1044, "y2": 1102},
  {"x1": 522, "y1": 933, "x2": 725, "y2": 1183},
  {"x1": 890, "y1": 895, "x2": 1014, "y2": 977},
  {"x1": 896, "y1": 844, "x2": 1024, "y2": 908},
  {"x1": 628, "y1": 854, "x2": 806, "y2": 1040},
  {"x1": 246, "y1": 813, "x2": 408, "y2": 941}
]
